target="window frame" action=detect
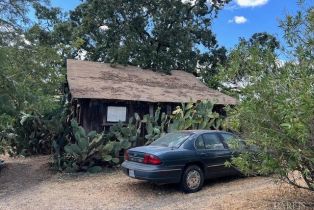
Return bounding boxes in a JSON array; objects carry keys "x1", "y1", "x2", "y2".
[
  {"x1": 194, "y1": 135, "x2": 205, "y2": 150},
  {"x1": 194, "y1": 132, "x2": 227, "y2": 151},
  {"x1": 106, "y1": 106, "x2": 128, "y2": 123},
  {"x1": 218, "y1": 132, "x2": 246, "y2": 150}
]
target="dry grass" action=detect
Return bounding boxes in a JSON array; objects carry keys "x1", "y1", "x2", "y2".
[{"x1": 0, "y1": 156, "x2": 313, "y2": 210}]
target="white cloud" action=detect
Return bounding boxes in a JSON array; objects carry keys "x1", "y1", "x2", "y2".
[
  {"x1": 224, "y1": 3, "x2": 240, "y2": 11},
  {"x1": 182, "y1": 0, "x2": 268, "y2": 9},
  {"x1": 235, "y1": 0, "x2": 269, "y2": 7},
  {"x1": 229, "y1": 16, "x2": 248, "y2": 24}
]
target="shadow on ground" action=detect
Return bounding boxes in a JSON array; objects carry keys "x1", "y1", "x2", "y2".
[
  {"x1": 123, "y1": 174, "x2": 244, "y2": 196},
  {"x1": 0, "y1": 156, "x2": 53, "y2": 198}
]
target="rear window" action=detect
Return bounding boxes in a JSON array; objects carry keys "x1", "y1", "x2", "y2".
[{"x1": 150, "y1": 133, "x2": 192, "y2": 148}]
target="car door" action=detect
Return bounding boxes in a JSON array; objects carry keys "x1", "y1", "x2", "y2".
[
  {"x1": 219, "y1": 132, "x2": 246, "y2": 156},
  {"x1": 195, "y1": 132, "x2": 231, "y2": 178},
  {"x1": 218, "y1": 132, "x2": 246, "y2": 175}
]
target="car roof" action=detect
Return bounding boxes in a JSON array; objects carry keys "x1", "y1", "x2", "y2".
[{"x1": 176, "y1": 130, "x2": 232, "y2": 135}]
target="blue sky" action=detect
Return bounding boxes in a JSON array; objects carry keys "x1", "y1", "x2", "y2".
[
  {"x1": 50, "y1": 0, "x2": 300, "y2": 49},
  {"x1": 212, "y1": 0, "x2": 299, "y2": 49}
]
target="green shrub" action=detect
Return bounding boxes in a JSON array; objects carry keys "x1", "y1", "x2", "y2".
[
  {"x1": 60, "y1": 120, "x2": 104, "y2": 172},
  {"x1": 55, "y1": 119, "x2": 136, "y2": 172},
  {"x1": 105, "y1": 114, "x2": 142, "y2": 147},
  {"x1": 0, "y1": 139, "x2": 5, "y2": 155},
  {"x1": 4, "y1": 112, "x2": 59, "y2": 156},
  {"x1": 222, "y1": 3, "x2": 314, "y2": 191}
]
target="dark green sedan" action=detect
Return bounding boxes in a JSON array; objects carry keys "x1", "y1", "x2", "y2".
[{"x1": 122, "y1": 130, "x2": 245, "y2": 193}]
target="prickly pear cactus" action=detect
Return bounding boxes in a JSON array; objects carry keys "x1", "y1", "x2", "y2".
[
  {"x1": 142, "y1": 107, "x2": 169, "y2": 145},
  {"x1": 170, "y1": 100, "x2": 222, "y2": 131}
]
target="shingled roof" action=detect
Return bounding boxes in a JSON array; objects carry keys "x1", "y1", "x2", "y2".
[{"x1": 67, "y1": 59, "x2": 237, "y2": 105}]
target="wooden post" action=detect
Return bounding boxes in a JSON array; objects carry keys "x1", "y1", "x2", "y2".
[
  {"x1": 149, "y1": 104, "x2": 154, "y2": 117},
  {"x1": 129, "y1": 102, "x2": 134, "y2": 120},
  {"x1": 166, "y1": 104, "x2": 172, "y2": 115}
]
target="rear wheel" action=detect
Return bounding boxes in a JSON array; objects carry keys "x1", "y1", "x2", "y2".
[{"x1": 180, "y1": 165, "x2": 204, "y2": 193}]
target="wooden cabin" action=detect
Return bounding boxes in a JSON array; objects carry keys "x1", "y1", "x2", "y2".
[{"x1": 66, "y1": 59, "x2": 237, "y2": 132}]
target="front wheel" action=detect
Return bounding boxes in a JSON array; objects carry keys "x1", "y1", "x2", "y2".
[{"x1": 180, "y1": 165, "x2": 204, "y2": 193}]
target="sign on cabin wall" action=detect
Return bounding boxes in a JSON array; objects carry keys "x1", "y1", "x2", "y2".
[{"x1": 107, "y1": 106, "x2": 127, "y2": 122}]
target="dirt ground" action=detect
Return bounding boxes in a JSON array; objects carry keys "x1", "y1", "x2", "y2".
[{"x1": 0, "y1": 156, "x2": 313, "y2": 210}]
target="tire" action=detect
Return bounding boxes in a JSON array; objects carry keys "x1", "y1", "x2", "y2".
[{"x1": 180, "y1": 165, "x2": 204, "y2": 193}]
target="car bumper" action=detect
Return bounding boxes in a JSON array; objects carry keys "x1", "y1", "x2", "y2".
[{"x1": 121, "y1": 161, "x2": 182, "y2": 184}]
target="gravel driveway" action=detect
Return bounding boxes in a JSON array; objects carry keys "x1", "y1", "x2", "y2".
[{"x1": 0, "y1": 156, "x2": 313, "y2": 210}]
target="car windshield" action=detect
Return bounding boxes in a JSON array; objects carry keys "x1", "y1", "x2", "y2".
[{"x1": 150, "y1": 132, "x2": 192, "y2": 148}]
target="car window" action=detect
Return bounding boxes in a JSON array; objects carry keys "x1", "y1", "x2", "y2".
[
  {"x1": 150, "y1": 132, "x2": 192, "y2": 148},
  {"x1": 195, "y1": 135, "x2": 205, "y2": 150},
  {"x1": 202, "y1": 133, "x2": 225, "y2": 150},
  {"x1": 220, "y1": 133, "x2": 246, "y2": 150}
]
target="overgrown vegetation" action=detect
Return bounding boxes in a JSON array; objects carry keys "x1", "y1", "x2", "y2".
[
  {"x1": 53, "y1": 100, "x2": 221, "y2": 172},
  {"x1": 170, "y1": 100, "x2": 223, "y2": 131},
  {"x1": 0, "y1": 132, "x2": 6, "y2": 155},
  {"x1": 0, "y1": 0, "x2": 66, "y2": 156},
  {"x1": 59, "y1": 120, "x2": 131, "y2": 172},
  {"x1": 221, "y1": 1, "x2": 314, "y2": 191},
  {"x1": 54, "y1": 119, "x2": 139, "y2": 172}
]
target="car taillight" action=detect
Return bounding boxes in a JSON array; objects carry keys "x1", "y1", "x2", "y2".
[
  {"x1": 143, "y1": 154, "x2": 161, "y2": 165},
  {"x1": 124, "y1": 150, "x2": 129, "y2": 161}
]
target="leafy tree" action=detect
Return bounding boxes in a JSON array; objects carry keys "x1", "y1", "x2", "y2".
[
  {"x1": 66, "y1": 0, "x2": 230, "y2": 83},
  {"x1": 0, "y1": 38, "x2": 64, "y2": 125},
  {"x1": 249, "y1": 32, "x2": 280, "y2": 53},
  {"x1": 0, "y1": 0, "x2": 50, "y2": 45},
  {"x1": 0, "y1": 0, "x2": 58, "y2": 112},
  {"x1": 224, "y1": 2, "x2": 314, "y2": 191},
  {"x1": 218, "y1": 32, "x2": 279, "y2": 94},
  {"x1": 0, "y1": 0, "x2": 67, "y2": 155},
  {"x1": 0, "y1": 0, "x2": 49, "y2": 27}
]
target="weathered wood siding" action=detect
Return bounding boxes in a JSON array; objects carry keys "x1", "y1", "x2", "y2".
[
  {"x1": 74, "y1": 99, "x2": 227, "y2": 136},
  {"x1": 75, "y1": 99, "x2": 179, "y2": 132}
]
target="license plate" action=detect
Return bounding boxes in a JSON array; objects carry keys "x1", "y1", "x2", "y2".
[{"x1": 129, "y1": 169, "x2": 135, "y2": 177}]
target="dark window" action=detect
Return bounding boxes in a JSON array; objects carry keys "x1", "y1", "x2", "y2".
[
  {"x1": 220, "y1": 133, "x2": 246, "y2": 150},
  {"x1": 195, "y1": 135, "x2": 205, "y2": 150},
  {"x1": 202, "y1": 133, "x2": 225, "y2": 150}
]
